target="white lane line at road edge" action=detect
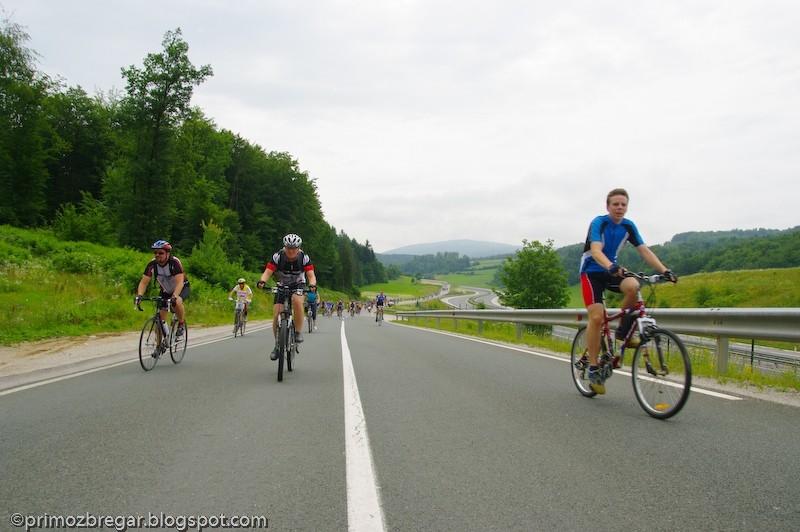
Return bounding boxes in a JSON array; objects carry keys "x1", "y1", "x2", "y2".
[
  {"x1": 340, "y1": 321, "x2": 387, "y2": 532},
  {"x1": 394, "y1": 324, "x2": 743, "y2": 402},
  {"x1": 0, "y1": 331, "x2": 258, "y2": 396}
]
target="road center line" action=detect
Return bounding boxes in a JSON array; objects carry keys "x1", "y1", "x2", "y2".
[{"x1": 340, "y1": 321, "x2": 387, "y2": 532}]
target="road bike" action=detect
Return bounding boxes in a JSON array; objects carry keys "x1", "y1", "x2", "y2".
[
  {"x1": 375, "y1": 305, "x2": 384, "y2": 326},
  {"x1": 570, "y1": 272, "x2": 691, "y2": 419},
  {"x1": 230, "y1": 298, "x2": 247, "y2": 337},
  {"x1": 135, "y1": 296, "x2": 188, "y2": 371},
  {"x1": 264, "y1": 285, "x2": 308, "y2": 382}
]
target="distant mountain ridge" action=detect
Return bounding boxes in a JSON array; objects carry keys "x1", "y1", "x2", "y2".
[{"x1": 380, "y1": 239, "x2": 520, "y2": 258}]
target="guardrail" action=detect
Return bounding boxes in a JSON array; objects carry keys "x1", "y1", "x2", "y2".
[{"x1": 395, "y1": 308, "x2": 800, "y2": 374}]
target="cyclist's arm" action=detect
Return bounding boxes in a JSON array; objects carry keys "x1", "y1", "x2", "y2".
[
  {"x1": 589, "y1": 241, "x2": 615, "y2": 271},
  {"x1": 171, "y1": 273, "x2": 185, "y2": 300},
  {"x1": 260, "y1": 266, "x2": 275, "y2": 286},
  {"x1": 635, "y1": 244, "x2": 669, "y2": 273},
  {"x1": 136, "y1": 273, "x2": 152, "y2": 298},
  {"x1": 306, "y1": 269, "x2": 317, "y2": 288}
]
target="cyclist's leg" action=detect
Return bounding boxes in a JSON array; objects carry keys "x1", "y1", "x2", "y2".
[
  {"x1": 615, "y1": 276, "x2": 639, "y2": 338},
  {"x1": 173, "y1": 284, "x2": 189, "y2": 324},
  {"x1": 271, "y1": 302, "x2": 282, "y2": 358},
  {"x1": 292, "y1": 293, "x2": 304, "y2": 334}
]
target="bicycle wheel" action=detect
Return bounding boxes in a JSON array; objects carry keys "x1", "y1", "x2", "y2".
[
  {"x1": 308, "y1": 310, "x2": 313, "y2": 333},
  {"x1": 287, "y1": 328, "x2": 296, "y2": 372},
  {"x1": 138, "y1": 317, "x2": 161, "y2": 371},
  {"x1": 277, "y1": 318, "x2": 288, "y2": 382},
  {"x1": 170, "y1": 319, "x2": 187, "y2": 364},
  {"x1": 570, "y1": 327, "x2": 597, "y2": 397},
  {"x1": 631, "y1": 328, "x2": 691, "y2": 419}
]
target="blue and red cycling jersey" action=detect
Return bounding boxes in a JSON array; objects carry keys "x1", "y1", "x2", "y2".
[{"x1": 579, "y1": 214, "x2": 645, "y2": 274}]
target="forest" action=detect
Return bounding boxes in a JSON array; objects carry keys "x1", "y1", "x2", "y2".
[{"x1": 0, "y1": 22, "x2": 387, "y2": 294}]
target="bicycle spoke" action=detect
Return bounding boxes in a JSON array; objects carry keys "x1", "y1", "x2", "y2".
[{"x1": 631, "y1": 329, "x2": 691, "y2": 419}]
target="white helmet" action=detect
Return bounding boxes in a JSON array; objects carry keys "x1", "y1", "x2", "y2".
[{"x1": 283, "y1": 233, "x2": 302, "y2": 248}]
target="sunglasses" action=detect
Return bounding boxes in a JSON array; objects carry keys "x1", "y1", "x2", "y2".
[{"x1": 154, "y1": 251, "x2": 166, "y2": 256}]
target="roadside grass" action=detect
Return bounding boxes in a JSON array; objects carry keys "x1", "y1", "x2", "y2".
[
  {"x1": 0, "y1": 226, "x2": 353, "y2": 345},
  {"x1": 360, "y1": 277, "x2": 442, "y2": 301}
]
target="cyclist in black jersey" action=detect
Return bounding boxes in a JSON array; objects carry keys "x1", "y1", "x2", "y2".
[
  {"x1": 257, "y1": 234, "x2": 317, "y2": 360},
  {"x1": 134, "y1": 240, "x2": 190, "y2": 337}
]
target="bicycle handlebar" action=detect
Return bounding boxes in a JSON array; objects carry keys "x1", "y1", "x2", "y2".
[
  {"x1": 624, "y1": 271, "x2": 673, "y2": 285},
  {"x1": 134, "y1": 296, "x2": 173, "y2": 312}
]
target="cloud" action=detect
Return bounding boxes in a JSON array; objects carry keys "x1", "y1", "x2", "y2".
[{"x1": 7, "y1": 0, "x2": 800, "y2": 253}]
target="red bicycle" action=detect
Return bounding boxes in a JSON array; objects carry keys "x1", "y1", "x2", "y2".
[{"x1": 570, "y1": 272, "x2": 691, "y2": 419}]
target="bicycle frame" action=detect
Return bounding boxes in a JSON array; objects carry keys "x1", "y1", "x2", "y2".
[
  {"x1": 136, "y1": 296, "x2": 186, "y2": 370},
  {"x1": 267, "y1": 285, "x2": 308, "y2": 381},
  {"x1": 571, "y1": 271, "x2": 691, "y2": 419}
]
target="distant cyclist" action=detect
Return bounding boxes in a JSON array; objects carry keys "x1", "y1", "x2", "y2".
[
  {"x1": 337, "y1": 299, "x2": 344, "y2": 318},
  {"x1": 257, "y1": 233, "x2": 317, "y2": 360},
  {"x1": 228, "y1": 277, "x2": 253, "y2": 317},
  {"x1": 135, "y1": 240, "x2": 190, "y2": 337},
  {"x1": 305, "y1": 288, "x2": 319, "y2": 331},
  {"x1": 579, "y1": 188, "x2": 677, "y2": 394},
  {"x1": 375, "y1": 290, "x2": 387, "y2": 322}
]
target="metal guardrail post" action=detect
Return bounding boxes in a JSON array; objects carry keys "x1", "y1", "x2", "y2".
[
  {"x1": 478, "y1": 320, "x2": 483, "y2": 334},
  {"x1": 716, "y1": 336, "x2": 730, "y2": 373},
  {"x1": 516, "y1": 323, "x2": 522, "y2": 340}
]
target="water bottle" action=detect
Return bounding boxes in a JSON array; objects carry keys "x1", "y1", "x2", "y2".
[{"x1": 162, "y1": 321, "x2": 170, "y2": 336}]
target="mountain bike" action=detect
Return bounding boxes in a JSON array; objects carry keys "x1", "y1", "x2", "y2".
[
  {"x1": 135, "y1": 296, "x2": 188, "y2": 371},
  {"x1": 230, "y1": 298, "x2": 247, "y2": 337},
  {"x1": 570, "y1": 272, "x2": 691, "y2": 419},
  {"x1": 265, "y1": 285, "x2": 308, "y2": 382}
]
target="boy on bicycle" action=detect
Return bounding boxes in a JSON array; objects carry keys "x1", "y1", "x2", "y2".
[{"x1": 579, "y1": 188, "x2": 677, "y2": 394}]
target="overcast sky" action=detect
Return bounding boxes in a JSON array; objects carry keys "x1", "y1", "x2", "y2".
[{"x1": 4, "y1": 0, "x2": 799, "y2": 253}]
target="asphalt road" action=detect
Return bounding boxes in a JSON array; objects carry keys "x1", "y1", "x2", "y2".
[{"x1": 2, "y1": 314, "x2": 799, "y2": 531}]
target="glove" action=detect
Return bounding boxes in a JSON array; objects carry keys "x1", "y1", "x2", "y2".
[
  {"x1": 663, "y1": 269, "x2": 678, "y2": 283},
  {"x1": 607, "y1": 263, "x2": 621, "y2": 276},
  {"x1": 257, "y1": 281, "x2": 266, "y2": 289},
  {"x1": 229, "y1": 297, "x2": 234, "y2": 301},
  {"x1": 134, "y1": 295, "x2": 142, "y2": 305},
  {"x1": 309, "y1": 284, "x2": 317, "y2": 292}
]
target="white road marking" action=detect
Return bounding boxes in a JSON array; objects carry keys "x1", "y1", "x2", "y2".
[
  {"x1": 398, "y1": 325, "x2": 744, "y2": 401},
  {"x1": 340, "y1": 321, "x2": 387, "y2": 532}
]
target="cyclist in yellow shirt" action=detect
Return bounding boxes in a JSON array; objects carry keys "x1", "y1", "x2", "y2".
[{"x1": 228, "y1": 278, "x2": 253, "y2": 317}]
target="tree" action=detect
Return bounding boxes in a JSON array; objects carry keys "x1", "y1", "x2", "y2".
[
  {"x1": 106, "y1": 28, "x2": 213, "y2": 247},
  {"x1": 499, "y1": 239, "x2": 569, "y2": 309},
  {"x1": 0, "y1": 16, "x2": 50, "y2": 225}
]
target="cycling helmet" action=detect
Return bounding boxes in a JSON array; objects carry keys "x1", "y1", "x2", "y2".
[
  {"x1": 283, "y1": 233, "x2": 302, "y2": 248},
  {"x1": 238, "y1": 278, "x2": 246, "y2": 284},
  {"x1": 151, "y1": 240, "x2": 172, "y2": 251}
]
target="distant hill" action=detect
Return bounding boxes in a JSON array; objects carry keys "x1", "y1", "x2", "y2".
[{"x1": 380, "y1": 239, "x2": 520, "y2": 259}]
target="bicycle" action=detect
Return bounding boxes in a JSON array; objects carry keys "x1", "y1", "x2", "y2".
[
  {"x1": 570, "y1": 272, "x2": 691, "y2": 419},
  {"x1": 306, "y1": 303, "x2": 314, "y2": 333},
  {"x1": 135, "y1": 296, "x2": 188, "y2": 371},
  {"x1": 230, "y1": 298, "x2": 247, "y2": 337},
  {"x1": 375, "y1": 305, "x2": 384, "y2": 326},
  {"x1": 263, "y1": 285, "x2": 308, "y2": 382}
]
